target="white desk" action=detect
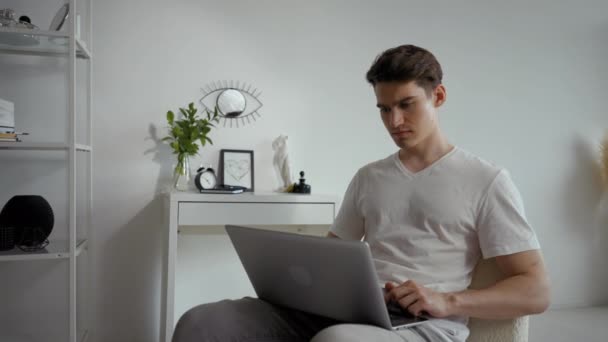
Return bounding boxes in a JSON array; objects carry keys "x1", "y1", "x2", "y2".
[{"x1": 161, "y1": 191, "x2": 338, "y2": 342}]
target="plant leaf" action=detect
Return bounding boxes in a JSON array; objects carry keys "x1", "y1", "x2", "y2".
[
  {"x1": 172, "y1": 126, "x2": 183, "y2": 137},
  {"x1": 167, "y1": 111, "x2": 175, "y2": 125},
  {"x1": 191, "y1": 131, "x2": 198, "y2": 141}
]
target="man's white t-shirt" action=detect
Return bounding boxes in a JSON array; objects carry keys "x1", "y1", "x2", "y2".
[{"x1": 329, "y1": 146, "x2": 540, "y2": 340}]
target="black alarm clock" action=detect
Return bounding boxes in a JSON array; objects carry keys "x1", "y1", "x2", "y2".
[{"x1": 194, "y1": 166, "x2": 218, "y2": 190}]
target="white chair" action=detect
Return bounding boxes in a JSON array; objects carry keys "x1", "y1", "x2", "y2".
[{"x1": 467, "y1": 258, "x2": 529, "y2": 342}]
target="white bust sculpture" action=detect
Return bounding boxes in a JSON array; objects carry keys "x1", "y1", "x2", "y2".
[{"x1": 272, "y1": 134, "x2": 293, "y2": 191}]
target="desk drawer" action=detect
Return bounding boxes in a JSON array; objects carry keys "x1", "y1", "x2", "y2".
[{"x1": 178, "y1": 202, "x2": 335, "y2": 226}]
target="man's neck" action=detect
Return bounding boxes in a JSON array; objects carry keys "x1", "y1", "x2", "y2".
[{"x1": 398, "y1": 130, "x2": 453, "y2": 172}]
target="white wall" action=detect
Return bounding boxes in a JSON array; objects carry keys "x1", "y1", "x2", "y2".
[{"x1": 1, "y1": 0, "x2": 606, "y2": 341}]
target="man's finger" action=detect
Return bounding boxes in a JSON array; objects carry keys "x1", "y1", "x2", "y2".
[
  {"x1": 408, "y1": 300, "x2": 426, "y2": 317},
  {"x1": 397, "y1": 292, "x2": 419, "y2": 310},
  {"x1": 389, "y1": 282, "x2": 417, "y2": 301},
  {"x1": 402, "y1": 279, "x2": 416, "y2": 286},
  {"x1": 384, "y1": 282, "x2": 396, "y2": 302}
]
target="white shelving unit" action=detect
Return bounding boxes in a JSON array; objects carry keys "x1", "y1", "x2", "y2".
[{"x1": 0, "y1": 1, "x2": 92, "y2": 341}]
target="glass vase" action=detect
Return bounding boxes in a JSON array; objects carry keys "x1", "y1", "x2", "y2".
[{"x1": 173, "y1": 155, "x2": 191, "y2": 191}]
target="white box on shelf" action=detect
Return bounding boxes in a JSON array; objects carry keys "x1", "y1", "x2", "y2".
[
  {"x1": 0, "y1": 98, "x2": 15, "y2": 133},
  {"x1": 0, "y1": 97, "x2": 13, "y2": 112}
]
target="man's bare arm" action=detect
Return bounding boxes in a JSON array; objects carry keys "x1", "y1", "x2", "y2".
[
  {"x1": 386, "y1": 250, "x2": 551, "y2": 319},
  {"x1": 445, "y1": 249, "x2": 551, "y2": 319}
]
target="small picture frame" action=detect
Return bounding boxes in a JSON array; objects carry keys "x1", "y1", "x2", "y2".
[{"x1": 220, "y1": 149, "x2": 255, "y2": 192}]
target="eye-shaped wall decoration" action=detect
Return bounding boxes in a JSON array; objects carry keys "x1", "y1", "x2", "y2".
[{"x1": 200, "y1": 81, "x2": 263, "y2": 128}]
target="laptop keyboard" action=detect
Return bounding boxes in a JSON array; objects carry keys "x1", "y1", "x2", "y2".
[{"x1": 386, "y1": 301, "x2": 427, "y2": 326}]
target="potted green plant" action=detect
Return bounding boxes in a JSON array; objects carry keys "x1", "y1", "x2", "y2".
[{"x1": 163, "y1": 102, "x2": 219, "y2": 191}]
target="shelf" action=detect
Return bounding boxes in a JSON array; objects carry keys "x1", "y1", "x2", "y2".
[
  {"x1": 0, "y1": 142, "x2": 68, "y2": 150},
  {"x1": 76, "y1": 38, "x2": 92, "y2": 59},
  {"x1": 0, "y1": 239, "x2": 88, "y2": 262},
  {"x1": 75, "y1": 144, "x2": 92, "y2": 152},
  {"x1": 0, "y1": 332, "x2": 67, "y2": 341},
  {"x1": 0, "y1": 142, "x2": 92, "y2": 151},
  {"x1": 0, "y1": 28, "x2": 90, "y2": 59}
]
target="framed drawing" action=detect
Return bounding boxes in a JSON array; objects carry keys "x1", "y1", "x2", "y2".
[{"x1": 220, "y1": 149, "x2": 254, "y2": 191}]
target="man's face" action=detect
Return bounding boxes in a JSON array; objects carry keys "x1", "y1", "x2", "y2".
[{"x1": 374, "y1": 81, "x2": 444, "y2": 149}]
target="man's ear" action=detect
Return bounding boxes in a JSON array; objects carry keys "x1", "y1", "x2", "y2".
[{"x1": 433, "y1": 84, "x2": 447, "y2": 107}]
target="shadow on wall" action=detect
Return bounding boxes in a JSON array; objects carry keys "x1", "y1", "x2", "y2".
[
  {"x1": 93, "y1": 124, "x2": 174, "y2": 342},
  {"x1": 564, "y1": 136, "x2": 605, "y2": 231},
  {"x1": 97, "y1": 198, "x2": 164, "y2": 342},
  {"x1": 145, "y1": 123, "x2": 175, "y2": 195},
  {"x1": 564, "y1": 136, "x2": 608, "y2": 304}
]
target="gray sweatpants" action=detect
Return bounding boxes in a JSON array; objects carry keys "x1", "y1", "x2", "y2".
[{"x1": 172, "y1": 297, "x2": 458, "y2": 342}]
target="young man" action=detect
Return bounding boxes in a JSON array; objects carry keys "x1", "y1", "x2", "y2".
[{"x1": 172, "y1": 45, "x2": 550, "y2": 342}]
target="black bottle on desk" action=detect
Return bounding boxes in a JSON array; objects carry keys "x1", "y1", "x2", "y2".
[{"x1": 292, "y1": 171, "x2": 311, "y2": 194}]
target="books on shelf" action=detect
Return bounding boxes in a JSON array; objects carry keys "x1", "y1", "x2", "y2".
[
  {"x1": 0, "y1": 131, "x2": 28, "y2": 142},
  {"x1": 0, "y1": 126, "x2": 15, "y2": 134},
  {"x1": 0, "y1": 132, "x2": 17, "y2": 139}
]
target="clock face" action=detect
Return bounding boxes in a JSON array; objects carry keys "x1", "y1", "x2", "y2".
[{"x1": 199, "y1": 170, "x2": 217, "y2": 189}]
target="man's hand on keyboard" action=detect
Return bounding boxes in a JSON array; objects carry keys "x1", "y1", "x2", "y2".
[{"x1": 384, "y1": 280, "x2": 452, "y2": 318}]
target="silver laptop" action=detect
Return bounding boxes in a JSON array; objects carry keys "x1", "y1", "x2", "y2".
[{"x1": 225, "y1": 225, "x2": 428, "y2": 330}]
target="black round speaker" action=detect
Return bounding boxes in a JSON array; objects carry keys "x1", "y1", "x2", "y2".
[
  {"x1": 0, "y1": 195, "x2": 54, "y2": 248},
  {"x1": 0, "y1": 226, "x2": 15, "y2": 251}
]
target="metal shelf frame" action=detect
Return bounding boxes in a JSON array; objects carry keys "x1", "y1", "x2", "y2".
[{"x1": 0, "y1": 1, "x2": 93, "y2": 341}]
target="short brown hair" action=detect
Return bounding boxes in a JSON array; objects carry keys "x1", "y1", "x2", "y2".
[{"x1": 365, "y1": 44, "x2": 443, "y2": 96}]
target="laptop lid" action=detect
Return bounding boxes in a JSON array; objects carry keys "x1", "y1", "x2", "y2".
[{"x1": 225, "y1": 224, "x2": 393, "y2": 329}]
